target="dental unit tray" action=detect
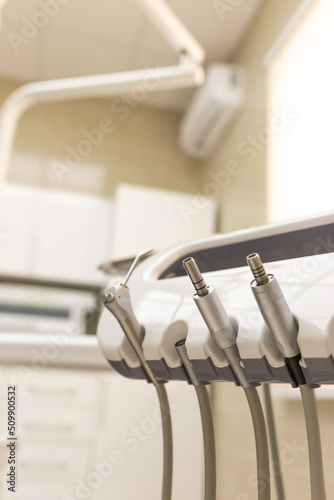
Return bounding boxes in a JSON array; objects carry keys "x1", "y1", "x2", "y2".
[{"x1": 98, "y1": 212, "x2": 334, "y2": 388}]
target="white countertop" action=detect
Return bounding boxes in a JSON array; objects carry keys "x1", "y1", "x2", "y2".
[{"x1": 0, "y1": 333, "x2": 110, "y2": 370}]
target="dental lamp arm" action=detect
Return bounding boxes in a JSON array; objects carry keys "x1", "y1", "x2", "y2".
[
  {"x1": 134, "y1": 0, "x2": 205, "y2": 63},
  {"x1": 0, "y1": 63, "x2": 204, "y2": 187},
  {"x1": 0, "y1": 0, "x2": 205, "y2": 187}
]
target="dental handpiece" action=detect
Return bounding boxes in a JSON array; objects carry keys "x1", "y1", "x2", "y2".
[
  {"x1": 183, "y1": 256, "x2": 270, "y2": 500},
  {"x1": 100, "y1": 250, "x2": 173, "y2": 500},
  {"x1": 101, "y1": 284, "x2": 158, "y2": 386},
  {"x1": 183, "y1": 257, "x2": 249, "y2": 388},
  {"x1": 246, "y1": 253, "x2": 305, "y2": 385},
  {"x1": 247, "y1": 253, "x2": 326, "y2": 500}
]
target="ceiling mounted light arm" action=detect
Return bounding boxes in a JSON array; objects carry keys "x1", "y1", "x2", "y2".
[
  {"x1": 0, "y1": 62, "x2": 204, "y2": 186},
  {"x1": 0, "y1": 0, "x2": 205, "y2": 187},
  {"x1": 134, "y1": 0, "x2": 205, "y2": 64}
]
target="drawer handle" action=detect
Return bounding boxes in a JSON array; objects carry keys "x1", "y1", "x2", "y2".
[
  {"x1": 28, "y1": 385, "x2": 78, "y2": 396},
  {"x1": 21, "y1": 460, "x2": 68, "y2": 472},
  {"x1": 24, "y1": 420, "x2": 73, "y2": 432}
]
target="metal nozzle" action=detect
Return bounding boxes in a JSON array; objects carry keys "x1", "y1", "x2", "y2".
[
  {"x1": 122, "y1": 248, "x2": 154, "y2": 287},
  {"x1": 175, "y1": 339, "x2": 200, "y2": 386},
  {"x1": 247, "y1": 253, "x2": 269, "y2": 286},
  {"x1": 100, "y1": 293, "x2": 114, "y2": 304},
  {"x1": 183, "y1": 257, "x2": 208, "y2": 296}
]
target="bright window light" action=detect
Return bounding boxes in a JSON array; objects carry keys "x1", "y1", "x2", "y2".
[{"x1": 267, "y1": 0, "x2": 334, "y2": 222}]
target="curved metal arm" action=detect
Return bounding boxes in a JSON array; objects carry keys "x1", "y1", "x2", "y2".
[
  {"x1": 0, "y1": 0, "x2": 205, "y2": 188},
  {"x1": 134, "y1": 0, "x2": 205, "y2": 63},
  {"x1": 0, "y1": 63, "x2": 204, "y2": 187}
]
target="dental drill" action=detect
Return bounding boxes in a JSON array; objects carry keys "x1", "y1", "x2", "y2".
[
  {"x1": 100, "y1": 249, "x2": 173, "y2": 500},
  {"x1": 247, "y1": 253, "x2": 326, "y2": 500},
  {"x1": 183, "y1": 256, "x2": 271, "y2": 500}
]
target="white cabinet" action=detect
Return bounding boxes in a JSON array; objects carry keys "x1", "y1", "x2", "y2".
[
  {"x1": 0, "y1": 184, "x2": 38, "y2": 276},
  {"x1": 92, "y1": 374, "x2": 203, "y2": 500},
  {"x1": 0, "y1": 366, "x2": 203, "y2": 500},
  {"x1": 34, "y1": 190, "x2": 113, "y2": 284},
  {"x1": 0, "y1": 367, "x2": 101, "y2": 500},
  {"x1": 0, "y1": 184, "x2": 113, "y2": 285},
  {"x1": 111, "y1": 183, "x2": 216, "y2": 260}
]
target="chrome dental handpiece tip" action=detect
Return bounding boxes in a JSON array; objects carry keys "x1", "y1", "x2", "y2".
[
  {"x1": 247, "y1": 253, "x2": 269, "y2": 286},
  {"x1": 183, "y1": 257, "x2": 208, "y2": 297}
]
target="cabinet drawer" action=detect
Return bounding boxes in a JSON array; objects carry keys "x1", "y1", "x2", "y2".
[
  {"x1": 1, "y1": 479, "x2": 80, "y2": 500},
  {"x1": 18, "y1": 443, "x2": 90, "y2": 478},
  {"x1": 20, "y1": 408, "x2": 94, "y2": 439},
  {"x1": 18, "y1": 370, "x2": 99, "y2": 406}
]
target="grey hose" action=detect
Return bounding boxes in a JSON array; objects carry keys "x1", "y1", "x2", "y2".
[
  {"x1": 156, "y1": 384, "x2": 173, "y2": 500},
  {"x1": 118, "y1": 320, "x2": 173, "y2": 500},
  {"x1": 175, "y1": 339, "x2": 216, "y2": 500},
  {"x1": 101, "y1": 284, "x2": 173, "y2": 500},
  {"x1": 299, "y1": 385, "x2": 326, "y2": 500},
  {"x1": 263, "y1": 383, "x2": 285, "y2": 500},
  {"x1": 195, "y1": 385, "x2": 216, "y2": 500},
  {"x1": 244, "y1": 386, "x2": 271, "y2": 500}
]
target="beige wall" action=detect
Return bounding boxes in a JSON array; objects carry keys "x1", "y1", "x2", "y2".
[
  {"x1": 199, "y1": 0, "x2": 306, "y2": 234},
  {"x1": 0, "y1": 81, "x2": 202, "y2": 199}
]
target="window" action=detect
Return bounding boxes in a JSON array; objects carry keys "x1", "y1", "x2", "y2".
[{"x1": 267, "y1": 0, "x2": 334, "y2": 222}]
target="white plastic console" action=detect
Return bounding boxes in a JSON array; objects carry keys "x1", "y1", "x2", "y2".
[{"x1": 98, "y1": 213, "x2": 334, "y2": 387}]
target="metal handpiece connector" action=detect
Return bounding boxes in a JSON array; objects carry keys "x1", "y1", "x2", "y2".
[
  {"x1": 183, "y1": 256, "x2": 250, "y2": 388},
  {"x1": 247, "y1": 253, "x2": 300, "y2": 360}
]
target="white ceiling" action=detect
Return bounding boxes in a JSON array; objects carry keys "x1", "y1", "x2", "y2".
[{"x1": 0, "y1": 0, "x2": 264, "y2": 110}]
